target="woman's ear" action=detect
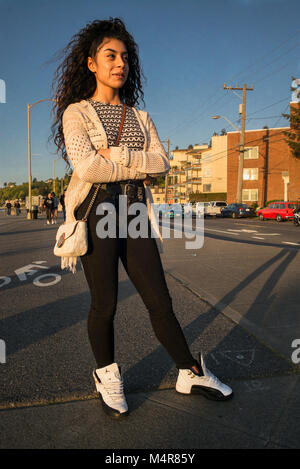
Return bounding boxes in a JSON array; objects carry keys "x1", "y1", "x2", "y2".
[{"x1": 87, "y1": 56, "x2": 96, "y2": 74}]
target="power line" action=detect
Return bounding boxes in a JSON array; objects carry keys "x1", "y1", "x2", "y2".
[
  {"x1": 237, "y1": 41, "x2": 300, "y2": 84},
  {"x1": 254, "y1": 56, "x2": 300, "y2": 85},
  {"x1": 246, "y1": 96, "x2": 290, "y2": 117},
  {"x1": 227, "y1": 29, "x2": 300, "y2": 83},
  {"x1": 164, "y1": 32, "x2": 300, "y2": 142}
]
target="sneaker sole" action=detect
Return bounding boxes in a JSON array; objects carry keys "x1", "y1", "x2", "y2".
[
  {"x1": 98, "y1": 394, "x2": 129, "y2": 420},
  {"x1": 176, "y1": 386, "x2": 233, "y2": 401}
]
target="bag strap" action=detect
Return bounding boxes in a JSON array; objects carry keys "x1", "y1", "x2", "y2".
[{"x1": 81, "y1": 103, "x2": 126, "y2": 221}]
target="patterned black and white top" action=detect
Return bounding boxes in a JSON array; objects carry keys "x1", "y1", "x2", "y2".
[{"x1": 87, "y1": 99, "x2": 145, "y2": 151}]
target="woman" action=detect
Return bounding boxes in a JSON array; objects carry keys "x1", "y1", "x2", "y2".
[
  {"x1": 51, "y1": 192, "x2": 59, "y2": 224},
  {"x1": 51, "y1": 18, "x2": 232, "y2": 420},
  {"x1": 43, "y1": 193, "x2": 54, "y2": 225}
]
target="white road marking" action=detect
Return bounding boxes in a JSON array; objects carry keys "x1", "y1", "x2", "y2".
[
  {"x1": 219, "y1": 349, "x2": 256, "y2": 367},
  {"x1": 252, "y1": 237, "x2": 265, "y2": 240},
  {"x1": 234, "y1": 223, "x2": 262, "y2": 228},
  {"x1": 205, "y1": 228, "x2": 239, "y2": 235},
  {"x1": 228, "y1": 228, "x2": 258, "y2": 233},
  {"x1": 282, "y1": 242, "x2": 300, "y2": 246},
  {"x1": 260, "y1": 233, "x2": 280, "y2": 236}
]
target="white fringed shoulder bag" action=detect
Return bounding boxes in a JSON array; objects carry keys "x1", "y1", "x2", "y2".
[{"x1": 53, "y1": 183, "x2": 101, "y2": 257}]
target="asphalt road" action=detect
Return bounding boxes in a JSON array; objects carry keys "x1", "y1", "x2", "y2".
[
  {"x1": 163, "y1": 215, "x2": 300, "y2": 359},
  {"x1": 0, "y1": 211, "x2": 298, "y2": 410}
]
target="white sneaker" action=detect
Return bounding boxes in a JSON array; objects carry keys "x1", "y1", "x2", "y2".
[
  {"x1": 51, "y1": 220, "x2": 54, "y2": 224},
  {"x1": 46, "y1": 221, "x2": 50, "y2": 225},
  {"x1": 176, "y1": 353, "x2": 233, "y2": 401},
  {"x1": 93, "y1": 363, "x2": 129, "y2": 419}
]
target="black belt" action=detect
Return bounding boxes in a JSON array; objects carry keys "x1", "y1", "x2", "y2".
[{"x1": 92, "y1": 180, "x2": 146, "y2": 204}]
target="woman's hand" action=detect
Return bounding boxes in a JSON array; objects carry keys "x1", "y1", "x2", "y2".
[
  {"x1": 143, "y1": 176, "x2": 152, "y2": 186},
  {"x1": 97, "y1": 149, "x2": 111, "y2": 160}
]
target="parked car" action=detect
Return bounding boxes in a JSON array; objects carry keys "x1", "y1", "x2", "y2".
[
  {"x1": 202, "y1": 201, "x2": 227, "y2": 217},
  {"x1": 154, "y1": 203, "x2": 183, "y2": 219},
  {"x1": 256, "y1": 201, "x2": 300, "y2": 222},
  {"x1": 221, "y1": 203, "x2": 256, "y2": 219},
  {"x1": 293, "y1": 207, "x2": 300, "y2": 226}
]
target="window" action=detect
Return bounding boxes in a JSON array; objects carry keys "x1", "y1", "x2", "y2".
[
  {"x1": 203, "y1": 184, "x2": 211, "y2": 192},
  {"x1": 242, "y1": 189, "x2": 258, "y2": 201},
  {"x1": 203, "y1": 168, "x2": 211, "y2": 177},
  {"x1": 243, "y1": 168, "x2": 258, "y2": 180},
  {"x1": 203, "y1": 153, "x2": 211, "y2": 161},
  {"x1": 244, "y1": 147, "x2": 259, "y2": 159}
]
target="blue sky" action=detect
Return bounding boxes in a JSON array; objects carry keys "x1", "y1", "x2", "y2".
[{"x1": 0, "y1": 0, "x2": 299, "y2": 186}]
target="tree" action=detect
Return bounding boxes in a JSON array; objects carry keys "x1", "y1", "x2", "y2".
[
  {"x1": 282, "y1": 103, "x2": 300, "y2": 159},
  {"x1": 187, "y1": 144, "x2": 193, "y2": 150}
]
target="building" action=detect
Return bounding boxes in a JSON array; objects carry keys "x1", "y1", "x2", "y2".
[
  {"x1": 167, "y1": 144, "x2": 209, "y2": 203},
  {"x1": 226, "y1": 104, "x2": 300, "y2": 206},
  {"x1": 201, "y1": 135, "x2": 227, "y2": 195},
  {"x1": 150, "y1": 186, "x2": 173, "y2": 204}
]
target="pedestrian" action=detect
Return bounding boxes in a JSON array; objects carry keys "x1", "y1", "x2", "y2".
[
  {"x1": 6, "y1": 200, "x2": 12, "y2": 215},
  {"x1": 51, "y1": 192, "x2": 59, "y2": 224},
  {"x1": 60, "y1": 190, "x2": 66, "y2": 222},
  {"x1": 51, "y1": 17, "x2": 233, "y2": 420},
  {"x1": 14, "y1": 200, "x2": 21, "y2": 215},
  {"x1": 43, "y1": 193, "x2": 54, "y2": 225}
]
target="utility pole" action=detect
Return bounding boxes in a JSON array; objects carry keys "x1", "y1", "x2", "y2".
[
  {"x1": 224, "y1": 83, "x2": 254, "y2": 203},
  {"x1": 161, "y1": 139, "x2": 170, "y2": 203},
  {"x1": 27, "y1": 104, "x2": 32, "y2": 219},
  {"x1": 53, "y1": 159, "x2": 56, "y2": 193}
]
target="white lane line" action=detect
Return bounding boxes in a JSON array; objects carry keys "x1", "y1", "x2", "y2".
[
  {"x1": 282, "y1": 242, "x2": 300, "y2": 246},
  {"x1": 205, "y1": 228, "x2": 239, "y2": 235},
  {"x1": 234, "y1": 223, "x2": 262, "y2": 228},
  {"x1": 252, "y1": 237, "x2": 265, "y2": 240},
  {"x1": 227, "y1": 229, "x2": 258, "y2": 233},
  {"x1": 261, "y1": 234, "x2": 280, "y2": 236}
]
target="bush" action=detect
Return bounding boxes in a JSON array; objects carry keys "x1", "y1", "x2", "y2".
[{"x1": 189, "y1": 192, "x2": 227, "y2": 203}]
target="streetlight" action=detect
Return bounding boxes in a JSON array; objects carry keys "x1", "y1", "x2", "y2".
[
  {"x1": 53, "y1": 157, "x2": 61, "y2": 194},
  {"x1": 27, "y1": 98, "x2": 56, "y2": 219},
  {"x1": 211, "y1": 115, "x2": 240, "y2": 132}
]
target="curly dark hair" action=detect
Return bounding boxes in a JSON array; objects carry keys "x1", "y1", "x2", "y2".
[{"x1": 49, "y1": 17, "x2": 146, "y2": 165}]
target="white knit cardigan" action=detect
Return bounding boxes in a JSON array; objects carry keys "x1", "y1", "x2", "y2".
[{"x1": 61, "y1": 99, "x2": 170, "y2": 272}]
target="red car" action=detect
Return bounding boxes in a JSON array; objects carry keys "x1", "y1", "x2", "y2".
[{"x1": 257, "y1": 201, "x2": 300, "y2": 222}]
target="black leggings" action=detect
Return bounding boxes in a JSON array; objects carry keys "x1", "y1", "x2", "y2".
[
  {"x1": 46, "y1": 208, "x2": 52, "y2": 222},
  {"x1": 75, "y1": 186, "x2": 197, "y2": 370}
]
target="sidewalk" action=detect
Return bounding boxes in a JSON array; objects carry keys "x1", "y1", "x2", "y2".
[
  {"x1": 0, "y1": 215, "x2": 299, "y2": 449},
  {"x1": 0, "y1": 374, "x2": 299, "y2": 449}
]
